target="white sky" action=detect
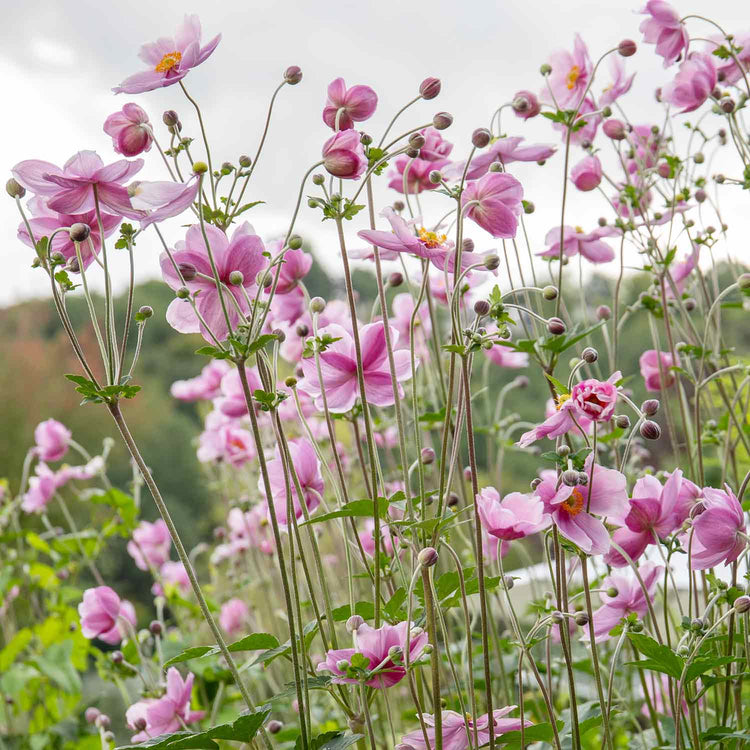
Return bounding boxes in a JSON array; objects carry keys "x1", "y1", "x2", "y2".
[{"x1": 2, "y1": 0, "x2": 749, "y2": 308}]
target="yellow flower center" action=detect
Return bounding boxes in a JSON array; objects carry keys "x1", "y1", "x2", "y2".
[
  {"x1": 155, "y1": 51, "x2": 182, "y2": 73},
  {"x1": 575, "y1": 226, "x2": 584, "y2": 234},
  {"x1": 418, "y1": 227, "x2": 446, "y2": 248},
  {"x1": 555, "y1": 393, "x2": 571, "y2": 410},
  {"x1": 566, "y1": 65, "x2": 581, "y2": 90},
  {"x1": 561, "y1": 487, "x2": 585, "y2": 517}
]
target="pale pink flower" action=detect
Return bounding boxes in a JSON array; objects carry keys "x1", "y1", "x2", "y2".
[
  {"x1": 417, "y1": 127, "x2": 453, "y2": 162},
  {"x1": 359, "y1": 517, "x2": 399, "y2": 559},
  {"x1": 219, "y1": 598, "x2": 250, "y2": 636},
  {"x1": 127, "y1": 519, "x2": 172, "y2": 571},
  {"x1": 390, "y1": 293, "x2": 432, "y2": 358},
  {"x1": 666, "y1": 245, "x2": 699, "y2": 298},
  {"x1": 483, "y1": 327, "x2": 529, "y2": 369},
  {"x1": 477, "y1": 488, "x2": 550, "y2": 543},
  {"x1": 459, "y1": 137, "x2": 556, "y2": 180},
  {"x1": 388, "y1": 156, "x2": 450, "y2": 194},
  {"x1": 570, "y1": 155, "x2": 602, "y2": 192},
  {"x1": 322, "y1": 130, "x2": 367, "y2": 179},
  {"x1": 21, "y1": 463, "x2": 61, "y2": 513},
  {"x1": 545, "y1": 33, "x2": 593, "y2": 107},
  {"x1": 171, "y1": 360, "x2": 231, "y2": 401},
  {"x1": 691, "y1": 487, "x2": 747, "y2": 569},
  {"x1": 639, "y1": 1, "x2": 689, "y2": 67},
  {"x1": 322, "y1": 78, "x2": 378, "y2": 130},
  {"x1": 104, "y1": 103, "x2": 153, "y2": 157},
  {"x1": 130, "y1": 177, "x2": 201, "y2": 229},
  {"x1": 600, "y1": 55, "x2": 636, "y2": 107},
  {"x1": 539, "y1": 225, "x2": 619, "y2": 264},
  {"x1": 639, "y1": 350, "x2": 676, "y2": 391},
  {"x1": 661, "y1": 53, "x2": 717, "y2": 113},
  {"x1": 214, "y1": 366, "x2": 262, "y2": 418},
  {"x1": 551, "y1": 97, "x2": 600, "y2": 146},
  {"x1": 154, "y1": 561, "x2": 191, "y2": 596},
  {"x1": 461, "y1": 172, "x2": 524, "y2": 239},
  {"x1": 78, "y1": 586, "x2": 136, "y2": 644},
  {"x1": 512, "y1": 90, "x2": 541, "y2": 120},
  {"x1": 711, "y1": 31, "x2": 750, "y2": 84},
  {"x1": 33, "y1": 419, "x2": 71, "y2": 462}
]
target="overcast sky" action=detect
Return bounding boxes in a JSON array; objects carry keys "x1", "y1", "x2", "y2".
[{"x1": 2, "y1": 0, "x2": 748, "y2": 308}]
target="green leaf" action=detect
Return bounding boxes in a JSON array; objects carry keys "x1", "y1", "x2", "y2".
[
  {"x1": 332, "y1": 601, "x2": 375, "y2": 622},
  {"x1": 87, "y1": 489, "x2": 137, "y2": 536},
  {"x1": 626, "y1": 633, "x2": 684, "y2": 678},
  {"x1": 544, "y1": 372, "x2": 570, "y2": 395},
  {"x1": 301, "y1": 497, "x2": 390, "y2": 525},
  {"x1": 234, "y1": 200, "x2": 265, "y2": 217},
  {"x1": 499, "y1": 721, "x2": 565, "y2": 749},
  {"x1": 164, "y1": 633, "x2": 280, "y2": 667},
  {"x1": 685, "y1": 655, "x2": 743, "y2": 683},
  {"x1": 162, "y1": 646, "x2": 215, "y2": 667},
  {"x1": 297, "y1": 732, "x2": 364, "y2": 750},
  {"x1": 541, "y1": 320, "x2": 606, "y2": 354}
]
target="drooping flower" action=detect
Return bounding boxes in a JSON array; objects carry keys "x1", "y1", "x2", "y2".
[
  {"x1": 21, "y1": 463, "x2": 61, "y2": 514},
  {"x1": 103, "y1": 104, "x2": 153, "y2": 157},
  {"x1": 477, "y1": 488, "x2": 550, "y2": 552},
  {"x1": 518, "y1": 371, "x2": 622, "y2": 447},
  {"x1": 33, "y1": 419, "x2": 71, "y2": 462},
  {"x1": 170, "y1": 360, "x2": 232, "y2": 401},
  {"x1": 113, "y1": 15, "x2": 221, "y2": 94},
  {"x1": 299, "y1": 322, "x2": 415, "y2": 412},
  {"x1": 458, "y1": 137, "x2": 556, "y2": 180},
  {"x1": 317, "y1": 622, "x2": 428, "y2": 688},
  {"x1": 417, "y1": 127, "x2": 454, "y2": 162},
  {"x1": 78, "y1": 586, "x2": 136, "y2": 644},
  {"x1": 600, "y1": 55, "x2": 636, "y2": 107},
  {"x1": 661, "y1": 53, "x2": 717, "y2": 113},
  {"x1": 127, "y1": 519, "x2": 172, "y2": 571},
  {"x1": 545, "y1": 33, "x2": 593, "y2": 107},
  {"x1": 570, "y1": 155, "x2": 602, "y2": 192},
  {"x1": 589, "y1": 561, "x2": 663, "y2": 639},
  {"x1": 12, "y1": 151, "x2": 144, "y2": 217},
  {"x1": 400, "y1": 707, "x2": 531, "y2": 750},
  {"x1": 639, "y1": 350, "x2": 676, "y2": 391},
  {"x1": 461, "y1": 172, "x2": 524, "y2": 239},
  {"x1": 219, "y1": 598, "x2": 250, "y2": 636},
  {"x1": 322, "y1": 130, "x2": 367, "y2": 179},
  {"x1": 666, "y1": 244, "x2": 699, "y2": 298},
  {"x1": 125, "y1": 668, "x2": 205, "y2": 742},
  {"x1": 690, "y1": 486, "x2": 747, "y2": 569},
  {"x1": 161, "y1": 222, "x2": 267, "y2": 342},
  {"x1": 322, "y1": 78, "x2": 378, "y2": 130},
  {"x1": 538, "y1": 225, "x2": 619, "y2": 264},
  {"x1": 639, "y1": 1, "x2": 689, "y2": 67}
]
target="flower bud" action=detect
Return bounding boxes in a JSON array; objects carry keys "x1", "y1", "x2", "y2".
[
  {"x1": 695, "y1": 188, "x2": 707, "y2": 204},
  {"x1": 406, "y1": 147, "x2": 420, "y2": 159},
  {"x1": 393, "y1": 200, "x2": 405, "y2": 212},
  {"x1": 69, "y1": 223, "x2": 91, "y2": 243},
  {"x1": 463, "y1": 466, "x2": 472, "y2": 481},
  {"x1": 336, "y1": 659, "x2": 351, "y2": 671},
  {"x1": 310, "y1": 297, "x2": 326, "y2": 314},
  {"x1": 213, "y1": 526, "x2": 226, "y2": 540},
  {"x1": 96, "y1": 714, "x2": 111, "y2": 730},
  {"x1": 284, "y1": 65, "x2": 302, "y2": 84},
  {"x1": 641, "y1": 399, "x2": 659, "y2": 416},
  {"x1": 471, "y1": 128, "x2": 491, "y2": 148},
  {"x1": 513, "y1": 375, "x2": 529, "y2": 389},
  {"x1": 85, "y1": 707, "x2": 101, "y2": 724},
  {"x1": 178, "y1": 262, "x2": 197, "y2": 281},
  {"x1": 557, "y1": 444, "x2": 571, "y2": 457},
  {"x1": 690, "y1": 617, "x2": 704, "y2": 632},
  {"x1": 419, "y1": 77, "x2": 441, "y2": 100},
  {"x1": 657, "y1": 162, "x2": 671, "y2": 178},
  {"x1": 284, "y1": 376, "x2": 297, "y2": 389},
  {"x1": 409, "y1": 132, "x2": 426, "y2": 149},
  {"x1": 239, "y1": 155, "x2": 252, "y2": 168},
  {"x1": 162, "y1": 111, "x2": 180, "y2": 129},
  {"x1": 542, "y1": 285, "x2": 558, "y2": 300},
  {"x1": 296, "y1": 323, "x2": 309, "y2": 337},
  {"x1": 483, "y1": 254, "x2": 500, "y2": 271},
  {"x1": 192, "y1": 161, "x2": 208, "y2": 175},
  {"x1": 562, "y1": 469, "x2": 580, "y2": 486},
  {"x1": 176, "y1": 286, "x2": 190, "y2": 299},
  {"x1": 618, "y1": 39, "x2": 637, "y2": 57},
  {"x1": 421, "y1": 447, "x2": 436, "y2": 465},
  {"x1": 551, "y1": 610, "x2": 564, "y2": 623},
  {"x1": 602, "y1": 119, "x2": 627, "y2": 140},
  {"x1": 511, "y1": 90, "x2": 541, "y2": 119},
  {"x1": 428, "y1": 170, "x2": 443, "y2": 184},
  {"x1": 447, "y1": 492, "x2": 459, "y2": 507},
  {"x1": 737, "y1": 273, "x2": 750, "y2": 291},
  {"x1": 346, "y1": 614, "x2": 364, "y2": 633},
  {"x1": 474, "y1": 299, "x2": 490, "y2": 317},
  {"x1": 229, "y1": 270, "x2": 244, "y2": 286},
  {"x1": 721, "y1": 98, "x2": 735, "y2": 113},
  {"x1": 432, "y1": 112, "x2": 453, "y2": 130},
  {"x1": 540, "y1": 63, "x2": 552, "y2": 76},
  {"x1": 606, "y1": 586, "x2": 619, "y2": 598},
  {"x1": 138, "y1": 305, "x2": 153, "y2": 320},
  {"x1": 577, "y1": 472, "x2": 589, "y2": 486},
  {"x1": 388, "y1": 272, "x2": 403, "y2": 288},
  {"x1": 267, "y1": 720, "x2": 283, "y2": 734},
  {"x1": 149, "y1": 620, "x2": 162, "y2": 636},
  {"x1": 111, "y1": 651, "x2": 123, "y2": 665},
  {"x1": 615, "y1": 414, "x2": 631, "y2": 430},
  {"x1": 547, "y1": 317, "x2": 566, "y2": 335},
  {"x1": 574, "y1": 611, "x2": 590, "y2": 626},
  {"x1": 581, "y1": 347, "x2": 598, "y2": 363},
  {"x1": 418, "y1": 547, "x2": 439, "y2": 567},
  {"x1": 734, "y1": 595, "x2": 750, "y2": 613},
  {"x1": 596, "y1": 304, "x2": 611, "y2": 320},
  {"x1": 640, "y1": 420, "x2": 661, "y2": 440},
  {"x1": 312, "y1": 173, "x2": 325, "y2": 186},
  {"x1": 422, "y1": 643, "x2": 433, "y2": 654},
  {"x1": 5, "y1": 178, "x2": 25, "y2": 198},
  {"x1": 288, "y1": 235, "x2": 303, "y2": 250}
]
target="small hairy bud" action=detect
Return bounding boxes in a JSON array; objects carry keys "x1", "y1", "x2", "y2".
[
  {"x1": 695, "y1": 188, "x2": 707, "y2": 203},
  {"x1": 149, "y1": 620, "x2": 162, "y2": 636},
  {"x1": 488, "y1": 161, "x2": 503, "y2": 173},
  {"x1": 462, "y1": 238, "x2": 475, "y2": 253},
  {"x1": 596, "y1": 304, "x2": 611, "y2": 320},
  {"x1": 447, "y1": 492, "x2": 460, "y2": 507},
  {"x1": 432, "y1": 111, "x2": 453, "y2": 130},
  {"x1": 542, "y1": 285, "x2": 558, "y2": 300},
  {"x1": 336, "y1": 659, "x2": 350, "y2": 671},
  {"x1": 581, "y1": 347, "x2": 598, "y2": 363},
  {"x1": 474, "y1": 299, "x2": 490, "y2": 317},
  {"x1": 690, "y1": 617, "x2": 704, "y2": 632},
  {"x1": 720, "y1": 98, "x2": 735, "y2": 113},
  {"x1": 162, "y1": 110, "x2": 179, "y2": 126},
  {"x1": 503, "y1": 575, "x2": 515, "y2": 590},
  {"x1": 284, "y1": 376, "x2": 297, "y2": 389},
  {"x1": 267, "y1": 720, "x2": 283, "y2": 734},
  {"x1": 574, "y1": 611, "x2": 590, "y2": 626},
  {"x1": 69, "y1": 223, "x2": 91, "y2": 243},
  {"x1": 295, "y1": 323, "x2": 309, "y2": 337},
  {"x1": 684, "y1": 297, "x2": 696, "y2": 312},
  {"x1": 96, "y1": 715, "x2": 111, "y2": 730},
  {"x1": 5, "y1": 178, "x2": 25, "y2": 199},
  {"x1": 138, "y1": 305, "x2": 153, "y2": 319},
  {"x1": 471, "y1": 128, "x2": 491, "y2": 148},
  {"x1": 409, "y1": 132, "x2": 426, "y2": 149},
  {"x1": 284, "y1": 65, "x2": 302, "y2": 84},
  {"x1": 176, "y1": 286, "x2": 190, "y2": 299},
  {"x1": 539, "y1": 63, "x2": 552, "y2": 76},
  {"x1": 192, "y1": 161, "x2": 208, "y2": 175},
  {"x1": 272, "y1": 327, "x2": 286, "y2": 343},
  {"x1": 602, "y1": 119, "x2": 627, "y2": 140},
  {"x1": 642, "y1": 399, "x2": 660, "y2": 416},
  {"x1": 388, "y1": 271, "x2": 403, "y2": 288},
  {"x1": 428, "y1": 169, "x2": 443, "y2": 184},
  {"x1": 551, "y1": 610, "x2": 564, "y2": 623},
  {"x1": 310, "y1": 296, "x2": 326, "y2": 314},
  {"x1": 737, "y1": 273, "x2": 750, "y2": 291},
  {"x1": 312, "y1": 173, "x2": 325, "y2": 185},
  {"x1": 557, "y1": 444, "x2": 571, "y2": 457},
  {"x1": 577, "y1": 472, "x2": 589, "y2": 486},
  {"x1": 419, "y1": 77, "x2": 441, "y2": 100},
  {"x1": 422, "y1": 643, "x2": 433, "y2": 654},
  {"x1": 228, "y1": 270, "x2": 244, "y2": 286},
  {"x1": 346, "y1": 615, "x2": 364, "y2": 633},
  {"x1": 288, "y1": 235, "x2": 303, "y2": 250},
  {"x1": 640, "y1": 420, "x2": 661, "y2": 441},
  {"x1": 618, "y1": 39, "x2": 637, "y2": 57},
  {"x1": 514, "y1": 375, "x2": 529, "y2": 388},
  {"x1": 418, "y1": 547, "x2": 439, "y2": 567},
  {"x1": 734, "y1": 595, "x2": 750, "y2": 613},
  {"x1": 463, "y1": 466, "x2": 472, "y2": 481},
  {"x1": 85, "y1": 707, "x2": 100, "y2": 725},
  {"x1": 238, "y1": 154, "x2": 252, "y2": 168},
  {"x1": 393, "y1": 200, "x2": 405, "y2": 212},
  {"x1": 406, "y1": 147, "x2": 420, "y2": 159},
  {"x1": 547, "y1": 317, "x2": 566, "y2": 335},
  {"x1": 562, "y1": 469, "x2": 580, "y2": 487},
  {"x1": 523, "y1": 200, "x2": 535, "y2": 214},
  {"x1": 615, "y1": 414, "x2": 631, "y2": 430},
  {"x1": 483, "y1": 254, "x2": 500, "y2": 271},
  {"x1": 421, "y1": 447, "x2": 436, "y2": 465},
  {"x1": 606, "y1": 586, "x2": 619, "y2": 598},
  {"x1": 111, "y1": 651, "x2": 124, "y2": 665},
  {"x1": 657, "y1": 162, "x2": 671, "y2": 178}
]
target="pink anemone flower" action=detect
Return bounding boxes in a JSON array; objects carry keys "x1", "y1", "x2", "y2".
[
  {"x1": 539, "y1": 225, "x2": 620, "y2": 264},
  {"x1": 32, "y1": 419, "x2": 71, "y2": 462},
  {"x1": 170, "y1": 360, "x2": 231, "y2": 401},
  {"x1": 127, "y1": 519, "x2": 172, "y2": 571},
  {"x1": 103, "y1": 103, "x2": 153, "y2": 157},
  {"x1": 458, "y1": 137, "x2": 556, "y2": 180},
  {"x1": 690, "y1": 486, "x2": 747, "y2": 569},
  {"x1": 78, "y1": 586, "x2": 136, "y2": 644},
  {"x1": 219, "y1": 598, "x2": 250, "y2": 636},
  {"x1": 461, "y1": 172, "x2": 524, "y2": 239},
  {"x1": 639, "y1": 350, "x2": 676, "y2": 391},
  {"x1": 322, "y1": 78, "x2": 378, "y2": 130},
  {"x1": 322, "y1": 130, "x2": 367, "y2": 179},
  {"x1": 661, "y1": 53, "x2": 717, "y2": 113},
  {"x1": 544, "y1": 33, "x2": 593, "y2": 107},
  {"x1": 477, "y1": 488, "x2": 551, "y2": 547},
  {"x1": 388, "y1": 156, "x2": 450, "y2": 194},
  {"x1": 639, "y1": 1, "x2": 689, "y2": 67},
  {"x1": 570, "y1": 155, "x2": 602, "y2": 192}
]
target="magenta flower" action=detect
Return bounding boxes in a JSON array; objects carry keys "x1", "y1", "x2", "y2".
[
  {"x1": 400, "y1": 707, "x2": 530, "y2": 750},
  {"x1": 460, "y1": 137, "x2": 556, "y2": 180},
  {"x1": 390, "y1": 293, "x2": 432, "y2": 358},
  {"x1": 639, "y1": 350, "x2": 676, "y2": 392},
  {"x1": 155, "y1": 561, "x2": 191, "y2": 596},
  {"x1": 127, "y1": 519, "x2": 171, "y2": 571},
  {"x1": 322, "y1": 130, "x2": 367, "y2": 179},
  {"x1": 214, "y1": 366, "x2": 263, "y2": 418},
  {"x1": 518, "y1": 371, "x2": 622, "y2": 447},
  {"x1": 21, "y1": 463, "x2": 60, "y2": 514},
  {"x1": 590, "y1": 561, "x2": 663, "y2": 639},
  {"x1": 161, "y1": 222, "x2": 267, "y2": 342},
  {"x1": 219, "y1": 598, "x2": 250, "y2": 636},
  {"x1": 317, "y1": 622, "x2": 428, "y2": 688},
  {"x1": 639, "y1": 1, "x2": 689, "y2": 67},
  {"x1": 13, "y1": 151, "x2": 144, "y2": 217},
  {"x1": 461, "y1": 172, "x2": 524, "y2": 239},
  {"x1": 477, "y1": 487, "x2": 551, "y2": 544},
  {"x1": 104, "y1": 104, "x2": 153, "y2": 157},
  {"x1": 691, "y1": 487, "x2": 747, "y2": 569},
  {"x1": 322, "y1": 78, "x2": 378, "y2": 130},
  {"x1": 418, "y1": 126, "x2": 454, "y2": 162},
  {"x1": 666, "y1": 245, "x2": 699, "y2": 298},
  {"x1": 113, "y1": 15, "x2": 221, "y2": 94},
  {"x1": 170, "y1": 360, "x2": 231, "y2": 401},
  {"x1": 661, "y1": 53, "x2": 717, "y2": 113},
  {"x1": 570, "y1": 155, "x2": 602, "y2": 192},
  {"x1": 33, "y1": 418, "x2": 71, "y2": 462},
  {"x1": 545, "y1": 33, "x2": 593, "y2": 107},
  {"x1": 539, "y1": 225, "x2": 619, "y2": 264},
  {"x1": 262, "y1": 438, "x2": 324, "y2": 527},
  {"x1": 535, "y1": 459, "x2": 629, "y2": 555},
  {"x1": 269, "y1": 244, "x2": 313, "y2": 294},
  {"x1": 484, "y1": 336, "x2": 529, "y2": 369},
  {"x1": 605, "y1": 470, "x2": 696, "y2": 567},
  {"x1": 600, "y1": 55, "x2": 636, "y2": 107},
  {"x1": 125, "y1": 668, "x2": 205, "y2": 742},
  {"x1": 388, "y1": 156, "x2": 450, "y2": 194},
  {"x1": 78, "y1": 586, "x2": 136, "y2": 645},
  {"x1": 299, "y1": 322, "x2": 414, "y2": 412},
  {"x1": 130, "y1": 176, "x2": 201, "y2": 229},
  {"x1": 512, "y1": 90, "x2": 542, "y2": 120}
]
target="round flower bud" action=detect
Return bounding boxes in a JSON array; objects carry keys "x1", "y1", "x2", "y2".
[
  {"x1": 514, "y1": 375, "x2": 529, "y2": 389},
  {"x1": 221, "y1": 161, "x2": 234, "y2": 174},
  {"x1": 406, "y1": 147, "x2": 420, "y2": 159},
  {"x1": 574, "y1": 611, "x2": 590, "y2": 626},
  {"x1": 96, "y1": 714, "x2": 111, "y2": 730},
  {"x1": 388, "y1": 272, "x2": 403, "y2": 287},
  {"x1": 484, "y1": 254, "x2": 500, "y2": 271},
  {"x1": 346, "y1": 615, "x2": 364, "y2": 633},
  {"x1": 213, "y1": 526, "x2": 226, "y2": 540},
  {"x1": 695, "y1": 188, "x2": 707, "y2": 204},
  {"x1": 447, "y1": 492, "x2": 460, "y2": 507},
  {"x1": 642, "y1": 399, "x2": 659, "y2": 416},
  {"x1": 228, "y1": 270, "x2": 244, "y2": 286},
  {"x1": 138, "y1": 305, "x2": 153, "y2": 319},
  {"x1": 176, "y1": 286, "x2": 190, "y2": 299},
  {"x1": 238, "y1": 155, "x2": 252, "y2": 168},
  {"x1": 737, "y1": 273, "x2": 750, "y2": 291},
  {"x1": 307, "y1": 198, "x2": 320, "y2": 208},
  {"x1": 488, "y1": 162, "x2": 503, "y2": 173},
  {"x1": 422, "y1": 643, "x2": 433, "y2": 654},
  {"x1": 471, "y1": 128, "x2": 491, "y2": 148},
  {"x1": 5, "y1": 178, "x2": 26, "y2": 199},
  {"x1": 721, "y1": 98, "x2": 735, "y2": 113},
  {"x1": 577, "y1": 472, "x2": 589, "y2": 486},
  {"x1": 618, "y1": 39, "x2": 637, "y2": 57},
  {"x1": 288, "y1": 235, "x2": 303, "y2": 250},
  {"x1": 684, "y1": 297, "x2": 696, "y2": 312},
  {"x1": 85, "y1": 707, "x2": 101, "y2": 724},
  {"x1": 191, "y1": 162, "x2": 208, "y2": 177},
  {"x1": 542, "y1": 285, "x2": 558, "y2": 300},
  {"x1": 428, "y1": 170, "x2": 443, "y2": 184},
  {"x1": 51, "y1": 251, "x2": 65, "y2": 264},
  {"x1": 409, "y1": 132, "x2": 426, "y2": 149},
  {"x1": 421, "y1": 447, "x2": 436, "y2": 465},
  {"x1": 530, "y1": 478, "x2": 542, "y2": 491},
  {"x1": 474, "y1": 299, "x2": 490, "y2": 317},
  {"x1": 640, "y1": 420, "x2": 661, "y2": 441},
  {"x1": 69, "y1": 223, "x2": 91, "y2": 243},
  {"x1": 296, "y1": 323, "x2": 310, "y2": 337},
  {"x1": 615, "y1": 414, "x2": 631, "y2": 430},
  {"x1": 336, "y1": 659, "x2": 351, "y2": 672},
  {"x1": 657, "y1": 162, "x2": 671, "y2": 178},
  {"x1": 149, "y1": 620, "x2": 162, "y2": 636},
  {"x1": 418, "y1": 547, "x2": 439, "y2": 568},
  {"x1": 540, "y1": 63, "x2": 552, "y2": 76},
  {"x1": 602, "y1": 119, "x2": 627, "y2": 140},
  {"x1": 393, "y1": 200, "x2": 405, "y2": 212},
  {"x1": 562, "y1": 469, "x2": 580, "y2": 487},
  {"x1": 310, "y1": 296, "x2": 326, "y2": 314},
  {"x1": 111, "y1": 651, "x2": 123, "y2": 665},
  {"x1": 581, "y1": 347, "x2": 598, "y2": 363},
  {"x1": 551, "y1": 610, "x2": 564, "y2": 623},
  {"x1": 557, "y1": 444, "x2": 571, "y2": 457},
  {"x1": 163, "y1": 110, "x2": 179, "y2": 127},
  {"x1": 511, "y1": 91, "x2": 541, "y2": 119},
  {"x1": 547, "y1": 317, "x2": 566, "y2": 335},
  {"x1": 462, "y1": 238, "x2": 475, "y2": 253},
  {"x1": 312, "y1": 173, "x2": 325, "y2": 185},
  {"x1": 267, "y1": 720, "x2": 283, "y2": 734},
  {"x1": 432, "y1": 112, "x2": 453, "y2": 130},
  {"x1": 596, "y1": 305, "x2": 611, "y2": 320},
  {"x1": 284, "y1": 65, "x2": 303, "y2": 84},
  {"x1": 500, "y1": 575, "x2": 514, "y2": 590},
  {"x1": 606, "y1": 586, "x2": 619, "y2": 598},
  {"x1": 284, "y1": 376, "x2": 298, "y2": 389},
  {"x1": 690, "y1": 617, "x2": 704, "y2": 632},
  {"x1": 419, "y1": 77, "x2": 441, "y2": 100},
  {"x1": 360, "y1": 133, "x2": 373, "y2": 146},
  {"x1": 734, "y1": 595, "x2": 750, "y2": 613},
  {"x1": 463, "y1": 466, "x2": 472, "y2": 481}
]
